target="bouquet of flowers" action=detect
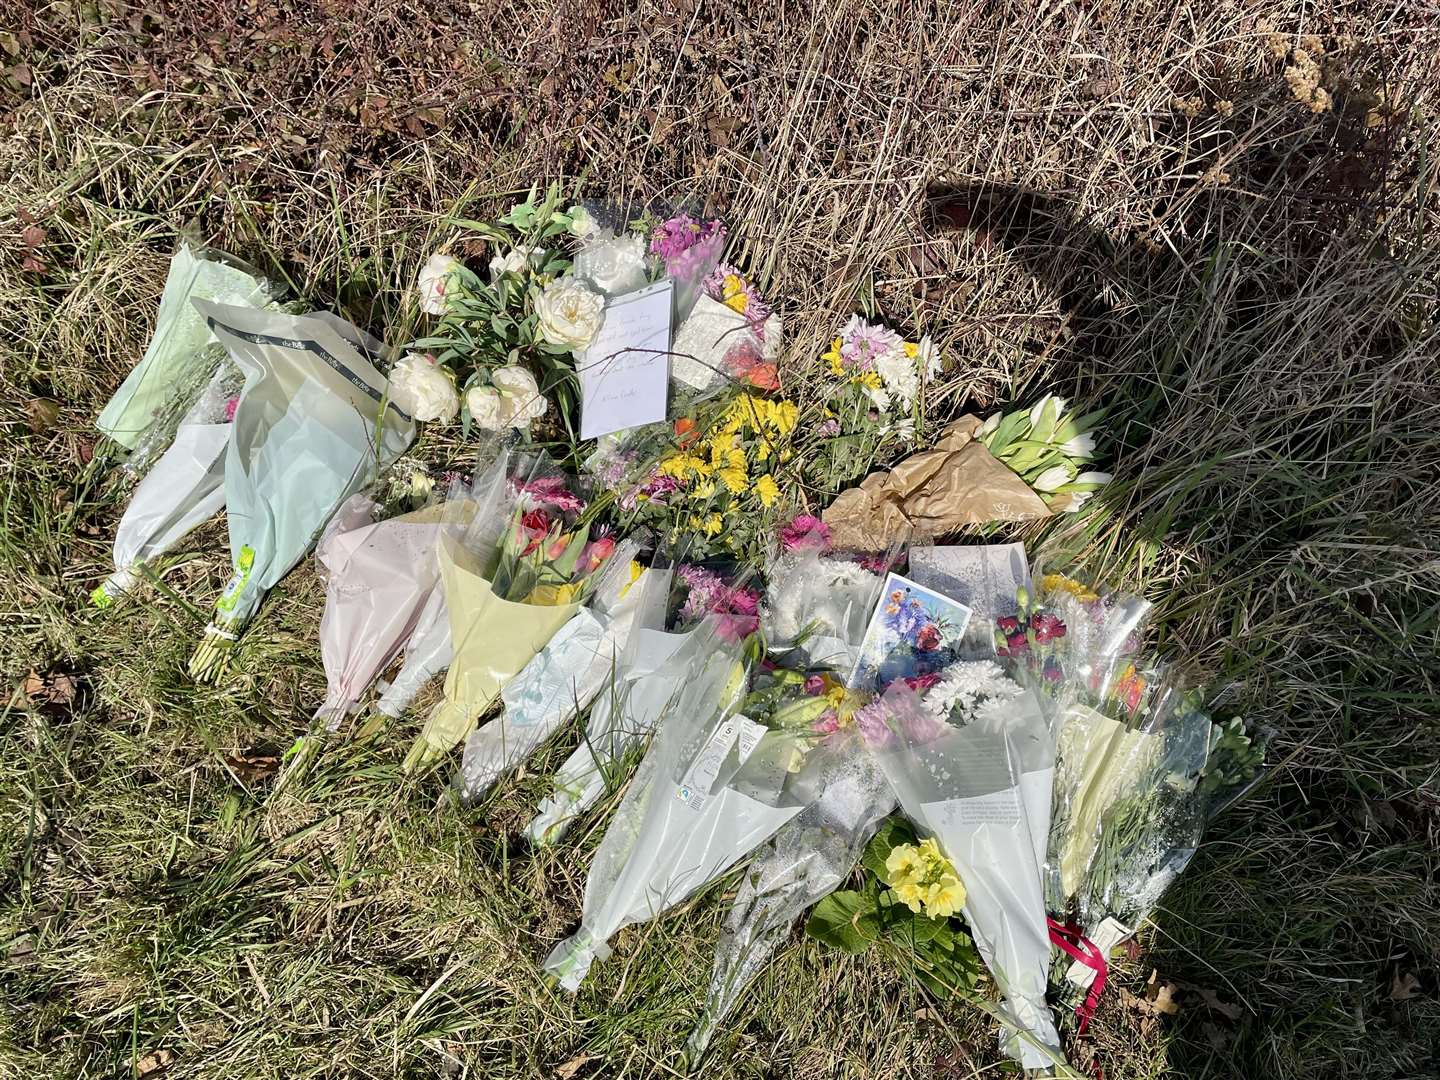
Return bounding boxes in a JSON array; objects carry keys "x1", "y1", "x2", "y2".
[
  {"x1": 453, "y1": 556, "x2": 652, "y2": 803},
  {"x1": 688, "y1": 731, "x2": 900, "y2": 1062},
  {"x1": 761, "y1": 514, "x2": 896, "y2": 671},
  {"x1": 187, "y1": 301, "x2": 415, "y2": 680},
  {"x1": 523, "y1": 560, "x2": 763, "y2": 845},
  {"x1": 784, "y1": 315, "x2": 936, "y2": 503},
  {"x1": 821, "y1": 395, "x2": 1113, "y2": 552},
  {"x1": 859, "y1": 678, "x2": 1065, "y2": 1071},
  {"x1": 92, "y1": 360, "x2": 243, "y2": 606},
  {"x1": 907, "y1": 542, "x2": 1032, "y2": 660},
  {"x1": 598, "y1": 392, "x2": 800, "y2": 560},
  {"x1": 975, "y1": 394, "x2": 1111, "y2": 512},
  {"x1": 544, "y1": 626, "x2": 835, "y2": 990},
  {"x1": 311, "y1": 450, "x2": 512, "y2": 728},
  {"x1": 97, "y1": 242, "x2": 275, "y2": 450},
  {"x1": 670, "y1": 262, "x2": 781, "y2": 393},
  {"x1": 402, "y1": 465, "x2": 621, "y2": 770}
]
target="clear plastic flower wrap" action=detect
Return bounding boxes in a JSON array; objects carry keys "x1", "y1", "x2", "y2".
[
  {"x1": 761, "y1": 549, "x2": 891, "y2": 672},
  {"x1": 523, "y1": 558, "x2": 761, "y2": 846},
  {"x1": 686, "y1": 728, "x2": 895, "y2": 1061},
  {"x1": 543, "y1": 625, "x2": 830, "y2": 991},
  {"x1": 97, "y1": 242, "x2": 277, "y2": 450},
  {"x1": 187, "y1": 301, "x2": 416, "y2": 680},
  {"x1": 861, "y1": 680, "x2": 1066, "y2": 1072},
  {"x1": 907, "y1": 542, "x2": 1032, "y2": 660},
  {"x1": 1071, "y1": 681, "x2": 1270, "y2": 933},
  {"x1": 402, "y1": 458, "x2": 622, "y2": 771},
  {"x1": 312, "y1": 448, "x2": 512, "y2": 728},
  {"x1": 92, "y1": 361, "x2": 245, "y2": 607},
  {"x1": 453, "y1": 553, "x2": 651, "y2": 803}
]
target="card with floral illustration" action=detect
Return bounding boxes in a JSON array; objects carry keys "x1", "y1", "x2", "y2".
[{"x1": 848, "y1": 573, "x2": 973, "y2": 692}]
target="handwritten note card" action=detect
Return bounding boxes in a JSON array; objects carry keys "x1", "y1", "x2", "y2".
[{"x1": 578, "y1": 278, "x2": 673, "y2": 440}]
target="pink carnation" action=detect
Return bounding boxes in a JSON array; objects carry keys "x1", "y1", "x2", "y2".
[{"x1": 780, "y1": 514, "x2": 832, "y2": 553}]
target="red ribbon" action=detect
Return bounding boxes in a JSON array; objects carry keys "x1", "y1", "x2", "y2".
[{"x1": 1047, "y1": 917, "x2": 1108, "y2": 1035}]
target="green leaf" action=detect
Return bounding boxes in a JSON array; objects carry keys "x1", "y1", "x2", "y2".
[
  {"x1": 805, "y1": 891, "x2": 881, "y2": 954},
  {"x1": 861, "y1": 816, "x2": 918, "y2": 881}
]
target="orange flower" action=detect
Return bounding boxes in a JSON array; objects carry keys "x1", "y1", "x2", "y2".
[{"x1": 675, "y1": 416, "x2": 700, "y2": 449}]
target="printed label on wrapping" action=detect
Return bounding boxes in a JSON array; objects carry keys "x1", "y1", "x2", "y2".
[{"x1": 677, "y1": 714, "x2": 766, "y2": 813}]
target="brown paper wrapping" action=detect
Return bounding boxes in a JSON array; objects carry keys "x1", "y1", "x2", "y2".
[{"x1": 822, "y1": 415, "x2": 1055, "y2": 551}]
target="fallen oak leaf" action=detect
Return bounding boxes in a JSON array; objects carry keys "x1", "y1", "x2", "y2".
[
  {"x1": 555, "y1": 1054, "x2": 592, "y2": 1079},
  {"x1": 1145, "y1": 969, "x2": 1181, "y2": 1016},
  {"x1": 1390, "y1": 971, "x2": 1422, "y2": 1001}
]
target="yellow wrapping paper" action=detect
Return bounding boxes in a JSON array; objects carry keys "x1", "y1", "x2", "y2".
[
  {"x1": 1055, "y1": 703, "x2": 1160, "y2": 897},
  {"x1": 822, "y1": 415, "x2": 1058, "y2": 551},
  {"x1": 402, "y1": 535, "x2": 580, "y2": 771}
]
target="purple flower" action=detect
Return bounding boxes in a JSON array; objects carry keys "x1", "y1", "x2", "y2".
[
  {"x1": 650, "y1": 214, "x2": 725, "y2": 264},
  {"x1": 817, "y1": 418, "x2": 841, "y2": 437},
  {"x1": 804, "y1": 674, "x2": 826, "y2": 696},
  {"x1": 839, "y1": 315, "x2": 903, "y2": 372},
  {"x1": 855, "y1": 701, "x2": 895, "y2": 748}
]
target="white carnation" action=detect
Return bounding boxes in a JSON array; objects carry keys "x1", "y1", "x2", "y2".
[
  {"x1": 387, "y1": 352, "x2": 459, "y2": 424},
  {"x1": 876, "y1": 346, "x2": 920, "y2": 411},
  {"x1": 535, "y1": 277, "x2": 605, "y2": 350},
  {"x1": 924, "y1": 660, "x2": 1024, "y2": 725}
]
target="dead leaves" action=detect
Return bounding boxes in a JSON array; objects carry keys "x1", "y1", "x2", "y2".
[
  {"x1": 135, "y1": 1048, "x2": 174, "y2": 1077},
  {"x1": 25, "y1": 398, "x2": 61, "y2": 433},
  {"x1": 554, "y1": 1054, "x2": 592, "y2": 1079},
  {"x1": 1121, "y1": 968, "x2": 1245, "y2": 1038},
  {"x1": 18, "y1": 669, "x2": 80, "y2": 711},
  {"x1": 223, "y1": 750, "x2": 281, "y2": 783},
  {"x1": 1389, "y1": 970, "x2": 1422, "y2": 1001}
]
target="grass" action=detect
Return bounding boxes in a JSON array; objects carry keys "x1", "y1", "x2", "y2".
[{"x1": 3, "y1": 2, "x2": 1439, "y2": 1078}]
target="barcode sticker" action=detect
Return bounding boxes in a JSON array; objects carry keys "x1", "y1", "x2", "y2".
[{"x1": 676, "y1": 714, "x2": 767, "y2": 811}]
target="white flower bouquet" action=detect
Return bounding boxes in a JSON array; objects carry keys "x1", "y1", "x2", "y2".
[
  {"x1": 543, "y1": 625, "x2": 830, "y2": 991},
  {"x1": 861, "y1": 676, "x2": 1065, "y2": 1071},
  {"x1": 186, "y1": 301, "x2": 415, "y2": 681}
]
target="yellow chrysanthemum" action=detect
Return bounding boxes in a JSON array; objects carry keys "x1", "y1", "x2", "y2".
[
  {"x1": 720, "y1": 273, "x2": 749, "y2": 314},
  {"x1": 703, "y1": 513, "x2": 724, "y2": 536},
  {"x1": 718, "y1": 467, "x2": 748, "y2": 494},
  {"x1": 902, "y1": 341, "x2": 918, "y2": 359},
  {"x1": 657, "y1": 453, "x2": 709, "y2": 479},
  {"x1": 1040, "y1": 573, "x2": 1100, "y2": 604},
  {"x1": 754, "y1": 439, "x2": 772, "y2": 462},
  {"x1": 822, "y1": 337, "x2": 846, "y2": 377},
  {"x1": 691, "y1": 478, "x2": 718, "y2": 500},
  {"x1": 768, "y1": 399, "x2": 799, "y2": 436},
  {"x1": 855, "y1": 370, "x2": 882, "y2": 390},
  {"x1": 754, "y1": 473, "x2": 780, "y2": 507}
]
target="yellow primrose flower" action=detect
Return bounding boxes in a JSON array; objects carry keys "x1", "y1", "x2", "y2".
[
  {"x1": 1040, "y1": 573, "x2": 1100, "y2": 604},
  {"x1": 883, "y1": 838, "x2": 968, "y2": 918},
  {"x1": 893, "y1": 880, "x2": 925, "y2": 913},
  {"x1": 754, "y1": 473, "x2": 780, "y2": 507},
  {"x1": 926, "y1": 874, "x2": 967, "y2": 918},
  {"x1": 718, "y1": 467, "x2": 748, "y2": 494}
]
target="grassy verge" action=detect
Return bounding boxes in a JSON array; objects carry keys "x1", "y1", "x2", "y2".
[{"x1": 3, "y1": 3, "x2": 1438, "y2": 1078}]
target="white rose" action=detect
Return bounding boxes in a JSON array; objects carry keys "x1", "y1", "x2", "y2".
[
  {"x1": 491, "y1": 365, "x2": 547, "y2": 427},
  {"x1": 465, "y1": 384, "x2": 510, "y2": 431},
  {"x1": 567, "y1": 204, "x2": 599, "y2": 239},
  {"x1": 415, "y1": 253, "x2": 462, "y2": 316},
  {"x1": 388, "y1": 352, "x2": 459, "y2": 423},
  {"x1": 535, "y1": 277, "x2": 605, "y2": 350},
  {"x1": 573, "y1": 232, "x2": 648, "y2": 295},
  {"x1": 489, "y1": 244, "x2": 545, "y2": 281}
]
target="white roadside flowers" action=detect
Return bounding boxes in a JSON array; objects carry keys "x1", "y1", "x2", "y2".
[
  {"x1": 415, "y1": 253, "x2": 462, "y2": 316},
  {"x1": 388, "y1": 352, "x2": 459, "y2": 423},
  {"x1": 535, "y1": 277, "x2": 605, "y2": 350},
  {"x1": 489, "y1": 244, "x2": 546, "y2": 281},
  {"x1": 465, "y1": 366, "x2": 547, "y2": 431}
]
